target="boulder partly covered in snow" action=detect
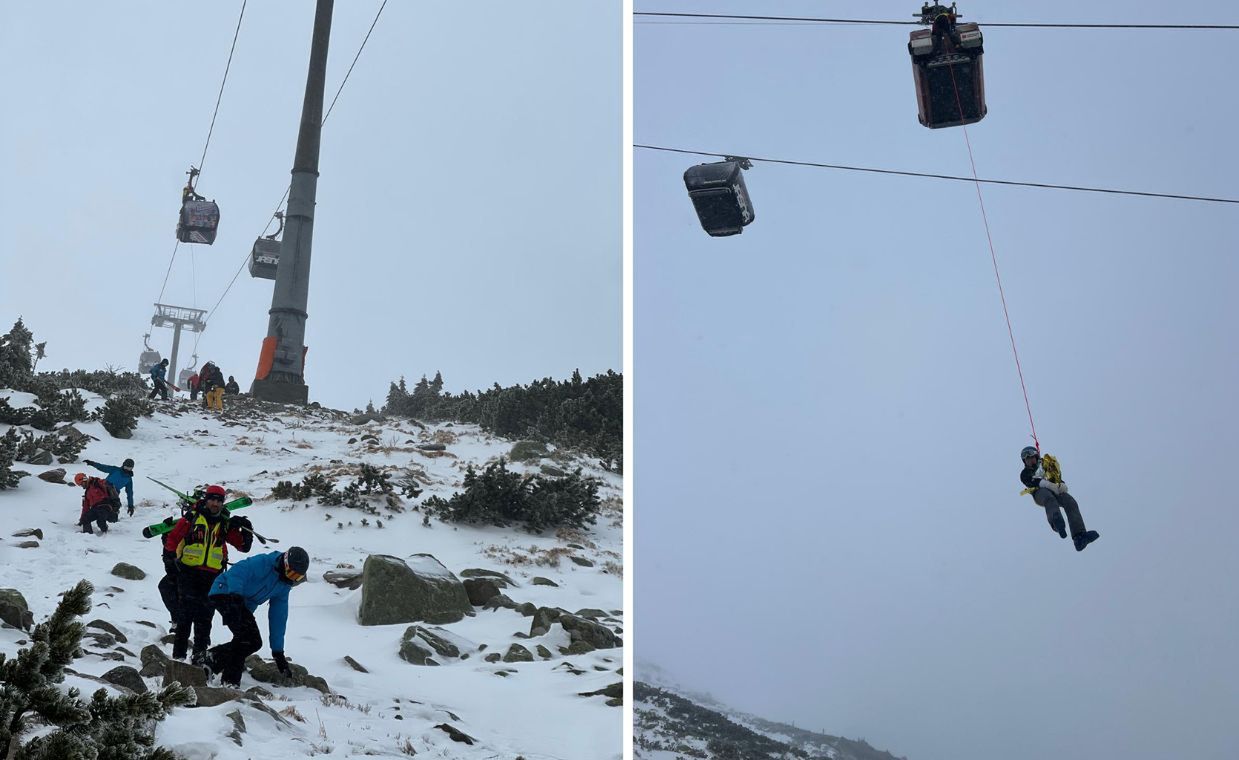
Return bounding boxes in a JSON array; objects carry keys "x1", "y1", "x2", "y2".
[
  {"x1": 398, "y1": 625, "x2": 466, "y2": 666},
  {"x1": 0, "y1": 588, "x2": 33, "y2": 630},
  {"x1": 357, "y1": 553, "x2": 471, "y2": 626}
]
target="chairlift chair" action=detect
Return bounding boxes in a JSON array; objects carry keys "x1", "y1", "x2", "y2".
[
  {"x1": 909, "y1": 3, "x2": 986, "y2": 129},
  {"x1": 683, "y1": 159, "x2": 756, "y2": 237}
]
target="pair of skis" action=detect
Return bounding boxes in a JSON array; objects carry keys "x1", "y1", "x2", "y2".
[{"x1": 142, "y1": 477, "x2": 263, "y2": 540}]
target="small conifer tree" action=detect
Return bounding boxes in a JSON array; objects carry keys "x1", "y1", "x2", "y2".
[{"x1": 0, "y1": 580, "x2": 193, "y2": 758}]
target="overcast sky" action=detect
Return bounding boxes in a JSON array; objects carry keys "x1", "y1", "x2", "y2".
[
  {"x1": 635, "y1": 2, "x2": 1238, "y2": 760},
  {"x1": 0, "y1": 1, "x2": 621, "y2": 411}
]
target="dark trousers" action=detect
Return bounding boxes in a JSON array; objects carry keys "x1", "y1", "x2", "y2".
[
  {"x1": 172, "y1": 569, "x2": 219, "y2": 658},
  {"x1": 208, "y1": 594, "x2": 263, "y2": 687},
  {"x1": 157, "y1": 554, "x2": 181, "y2": 624},
  {"x1": 148, "y1": 379, "x2": 168, "y2": 400},
  {"x1": 79, "y1": 504, "x2": 116, "y2": 533},
  {"x1": 1034, "y1": 487, "x2": 1087, "y2": 538}
]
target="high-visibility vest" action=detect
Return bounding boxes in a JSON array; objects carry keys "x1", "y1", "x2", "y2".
[{"x1": 177, "y1": 513, "x2": 227, "y2": 571}]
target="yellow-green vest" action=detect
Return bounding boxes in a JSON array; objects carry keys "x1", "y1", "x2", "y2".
[{"x1": 177, "y1": 513, "x2": 227, "y2": 571}]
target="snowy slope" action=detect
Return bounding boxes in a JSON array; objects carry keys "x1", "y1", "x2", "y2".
[
  {"x1": 635, "y1": 662, "x2": 904, "y2": 760},
  {"x1": 0, "y1": 391, "x2": 623, "y2": 759}
]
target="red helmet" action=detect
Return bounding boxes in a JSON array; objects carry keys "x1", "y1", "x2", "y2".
[
  {"x1": 205, "y1": 484, "x2": 226, "y2": 499},
  {"x1": 74, "y1": 472, "x2": 88, "y2": 486}
]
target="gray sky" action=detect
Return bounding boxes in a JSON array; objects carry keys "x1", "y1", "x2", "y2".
[
  {"x1": 635, "y1": 2, "x2": 1239, "y2": 759},
  {"x1": 0, "y1": 1, "x2": 621, "y2": 411}
]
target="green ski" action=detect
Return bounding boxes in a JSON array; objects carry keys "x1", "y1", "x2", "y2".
[
  {"x1": 141, "y1": 496, "x2": 254, "y2": 538},
  {"x1": 142, "y1": 475, "x2": 255, "y2": 538}
]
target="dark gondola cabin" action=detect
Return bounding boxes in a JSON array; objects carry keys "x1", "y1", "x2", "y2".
[
  {"x1": 177, "y1": 199, "x2": 221, "y2": 244},
  {"x1": 683, "y1": 160, "x2": 755, "y2": 237},
  {"x1": 909, "y1": 3, "x2": 986, "y2": 129},
  {"x1": 248, "y1": 237, "x2": 281, "y2": 280},
  {"x1": 138, "y1": 350, "x2": 161, "y2": 375}
]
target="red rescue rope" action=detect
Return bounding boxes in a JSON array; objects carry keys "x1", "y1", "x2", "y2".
[{"x1": 947, "y1": 61, "x2": 1040, "y2": 452}]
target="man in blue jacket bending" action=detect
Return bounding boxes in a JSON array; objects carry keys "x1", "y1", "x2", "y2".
[
  {"x1": 83, "y1": 458, "x2": 136, "y2": 516},
  {"x1": 204, "y1": 547, "x2": 309, "y2": 688}
]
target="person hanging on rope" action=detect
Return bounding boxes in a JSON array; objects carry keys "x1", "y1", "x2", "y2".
[
  {"x1": 182, "y1": 166, "x2": 205, "y2": 204},
  {"x1": 1020, "y1": 446, "x2": 1099, "y2": 552}
]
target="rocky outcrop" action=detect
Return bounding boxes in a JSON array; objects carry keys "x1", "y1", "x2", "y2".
[
  {"x1": 398, "y1": 625, "x2": 462, "y2": 666},
  {"x1": 0, "y1": 588, "x2": 33, "y2": 630},
  {"x1": 357, "y1": 554, "x2": 471, "y2": 626}
]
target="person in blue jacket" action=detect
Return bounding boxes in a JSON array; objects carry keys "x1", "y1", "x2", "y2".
[
  {"x1": 83, "y1": 457, "x2": 136, "y2": 516},
  {"x1": 148, "y1": 358, "x2": 170, "y2": 400},
  {"x1": 204, "y1": 547, "x2": 309, "y2": 688}
]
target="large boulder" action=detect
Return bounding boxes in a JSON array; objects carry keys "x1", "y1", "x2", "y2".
[
  {"x1": 530, "y1": 606, "x2": 620, "y2": 649},
  {"x1": 462, "y1": 578, "x2": 501, "y2": 606},
  {"x1": 398, "y1": 626, "x2": 461, "y2": 666},
  {"x1": 102, "y1": 665, "x2": 148, "y2": 694},
  {"x1": 357, "y1": 554, "x2": 471, "y2": 626},
  {"x1": 37, "y1": 468, "x2": 66, "y2": 484},
  {"x1": 508, "y1": 441, "x2": 548, "y2": 462},
  {"x1": 27, "y1": 449, "x2": 53, "y2": 466},
  {"x1": 322, "y1": 570, "x2": 363, "y2": 590},
  {"x1": 0, "y1": 589, "x2": 33, "y2": 631},
  {"x1": 244, "y1": 654, "x2": 330, "y2": 693},
  {"x1": 111, "y1": 563, "x2": 146, "y2": 581},
  {"x1": 163, "y1": 659, "x2": 207, "y2": 688}
]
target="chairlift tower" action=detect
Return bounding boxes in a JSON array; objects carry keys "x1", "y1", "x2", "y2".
[
  {"x1": 251, "y1": 0, "x2": 334, "y2": 405},
  {"x1": 151, "y1": 304, "x2": 207, "y2": 390}
]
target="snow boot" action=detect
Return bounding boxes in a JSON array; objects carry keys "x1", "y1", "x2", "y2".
[
  {"x1": 1050, "y1": 516, "x2": 1067, "y2": 539},
  {"x1": 191, "y1": 649, "x2": 207, "y2": 667},
  {"x1": 1074, "y1": 530, "x2": 1100, "y2": 552},
  {"x1": 200, "y1": 650, "x2": 217, "y2": 682}
]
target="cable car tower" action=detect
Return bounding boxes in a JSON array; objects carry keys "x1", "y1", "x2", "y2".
[
  {"x1": 150, "y1": 304, "x2": 206, "y2": 392},
  {"x1": 251, "y1": 0, "x2": 334, "y2": 405}
]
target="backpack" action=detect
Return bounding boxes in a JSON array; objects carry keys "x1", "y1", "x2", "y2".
[{"x1": 84, "y1": 477, "x2": 121, "y2": 513}]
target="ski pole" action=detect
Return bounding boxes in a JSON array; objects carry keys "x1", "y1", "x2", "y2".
[{"x1": 238, "y1": 525, "x2": 279, "y2": 545}]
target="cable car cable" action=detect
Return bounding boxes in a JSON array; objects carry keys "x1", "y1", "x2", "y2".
[
  {"x1": 635, "y1": 145, "x2": 1239, "y2": 205},
  {"x1": 324, "y1": 0, "x2": 389, "y2": 124},
  {"x1": 633, "y1": 12, "x2": 1239, "y2": 30},
  {"x1": 197, "y1": 0, "x2": 248, "y2": 179},
  {"x1": 191, "y1": 0, "x2": 390, "y2": 349},
  {"x1": 150, "y1": 1, "x2": 247, "y2": 348}
]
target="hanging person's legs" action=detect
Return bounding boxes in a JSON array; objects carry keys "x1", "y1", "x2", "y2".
[{"x1": 1032, "y1": 488, "x2": 1067, "y2": 538}]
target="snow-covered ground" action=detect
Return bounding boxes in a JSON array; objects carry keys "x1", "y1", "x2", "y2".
[{"x1": 0, "y1": 391, "x2": 623, "y2": 759}]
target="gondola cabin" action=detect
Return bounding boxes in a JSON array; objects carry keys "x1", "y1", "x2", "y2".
[
  {"x1": 138, "y1": 350, "x2": 161, "y2": 375},
  {"x1": 177, "y1": 368, "x2": 196, "y2": 388},
  {"x1": 683, "y1": 160, "x2": 755, "y2": 237},
  {"x1": 177, "y1": 199, "x2": 221, "y2": 244},
  {"x1": 909, "y1": 6, "x2": 986, "y2": 129},
  {"x1": 248, "y1": 237, "x2": 281, "y2": 280}
]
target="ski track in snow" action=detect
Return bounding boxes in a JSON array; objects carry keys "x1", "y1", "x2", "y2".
[{"x1": 0, "y1": 391, "x2": 623, "y2": 759}]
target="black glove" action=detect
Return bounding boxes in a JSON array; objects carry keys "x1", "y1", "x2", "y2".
[
  {"x1": 230, "y1": 515, "x2": 253, "y2": 531},
  {"x1": 127, "y1": 505, "x2": 135, "y2": 517},
  {"x1": 84, "y1": 459, "x2": 97, "y2": 468},
  {"x1": 272, "y1": 650, "x2": 290, "y2": 676}
]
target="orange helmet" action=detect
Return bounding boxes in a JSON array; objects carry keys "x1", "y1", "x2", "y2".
[{"x1": 74, "y1": 472, "x2": 87, "y2": 486}]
